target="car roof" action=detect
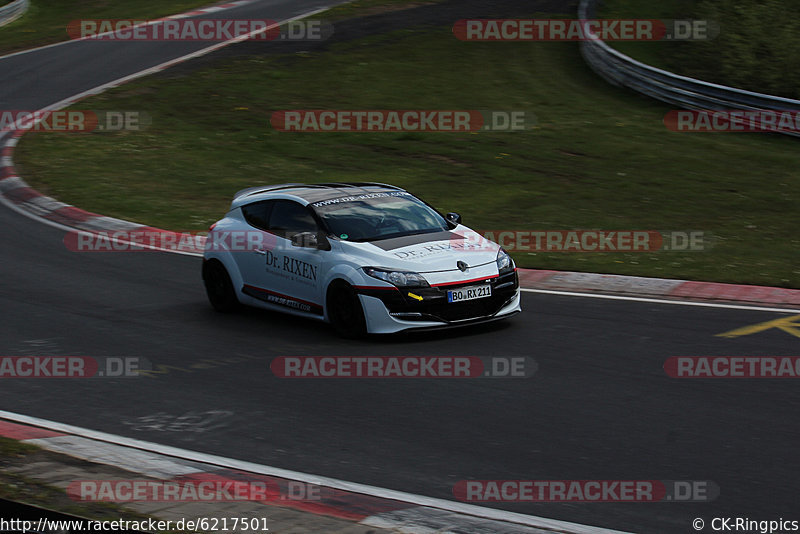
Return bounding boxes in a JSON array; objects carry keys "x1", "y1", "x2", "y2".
[{"x1": 230, "y1": 182, "x2": 408, "y2": 209}]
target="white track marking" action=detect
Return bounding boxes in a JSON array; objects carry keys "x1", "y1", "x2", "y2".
[
  {"x1": 0, "y1": 5, "x2": 791, "y2": 529},
  {"x1": 3, "y1": 6, "x2": 334, "y2": 123},
  {"x1": 0, "y1": 0, "x2": 260, "y2": 61},
  {"x1": 1, "y1": 2, "x2": 628, "y2": 532},
  {"x1": 0, "y1": 4, "x2": 343, "y2": 256},
  {"x1": 3, "y1": 2, "x2": 794, "y2": 311},
  {"x1": 25, "y1": 435, "x2": 203, "y2": 478},
  {"x1": 521, "y1": 288, "x2": 800, "y2": 314},
  {"x1": 0, "y1": 5, "x2": 626, "y2": 531},
  {"x1": 0, "y1": 194, "x2": 204, "y2": 257},
  {"x1": 0, "y1": 410, "x2": 629, "y2": 534}
]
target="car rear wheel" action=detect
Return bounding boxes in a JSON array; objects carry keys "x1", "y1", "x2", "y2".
[
  {"x1": 327, "y1": 281, "x2": 367, "y2": 338},
  {"x1": 203, "y1": 260, "x2": 239, "y2": 313}
]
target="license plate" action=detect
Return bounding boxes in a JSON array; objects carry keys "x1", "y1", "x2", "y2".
[{"x1": 447, "y1": 284, "x2": 492, "y2": 303}]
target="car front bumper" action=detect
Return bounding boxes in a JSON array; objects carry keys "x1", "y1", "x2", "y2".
[{"x1": 357, "y1": 270, "x2": 521, "y2": 334}]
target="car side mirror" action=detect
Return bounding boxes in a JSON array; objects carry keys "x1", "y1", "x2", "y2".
[
  {"x1": 445, "y1": 212, "x2": 462, "y2": 226},
  {"x1": 291, "y1": 231, "x2": 330, "y2": 250}
]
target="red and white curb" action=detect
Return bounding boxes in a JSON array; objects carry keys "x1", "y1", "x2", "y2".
[
  {"x1": 0, "y1": 413, "x2": 629, "y2": 534},
  {"x1": 3, "y1": 122, "x2": 799, "y2": 309},
  {"x1": 0, "y1": 131, "x2": 145, "y2": 233},
  {"x1": 5, "y1": 126, "x2": 800, "y2": 308},
  {"x1": 2, "y1": 0, "x2": 798, "y2": 310},
  {"x1": 517, "y1": 270, "x2": 800, "y2": 310},
  {"x1": 0, "y1": 0, "x2": 337, "y2": 249}
]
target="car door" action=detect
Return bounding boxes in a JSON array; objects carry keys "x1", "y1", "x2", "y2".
[
  {"x1": 261, "y1": 199, "x2": 326, "y2": 316},
  {"x1": 236, "y1": 199, "x2": 277, "y2": 295}
]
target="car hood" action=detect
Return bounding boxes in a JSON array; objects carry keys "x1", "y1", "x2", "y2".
[{"x1": 338, "y1": 227, "x2": 502, "y2": 280}]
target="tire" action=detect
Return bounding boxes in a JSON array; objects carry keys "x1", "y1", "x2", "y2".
[
  {"x1": 327, "y1": 281, "x2": 367, "y2": 338},
  {"x1": 203, "y1": 260, "x2": 240, "y2": 313}
]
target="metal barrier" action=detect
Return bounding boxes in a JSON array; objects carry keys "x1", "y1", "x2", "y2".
[
  {"x1": 578, "y1": 0, "x2": 800, "y2": 136},
  {"x1": 0, "y1": 0, "x2": 29, "y2": 28}
]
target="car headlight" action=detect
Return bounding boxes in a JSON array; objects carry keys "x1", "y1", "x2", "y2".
[
  {"x1": 363, "y1": 267, "x2": 430, "y2": 288},
  {"x1": 496, "y1": 248, "x2": 514, "y2": 273}
]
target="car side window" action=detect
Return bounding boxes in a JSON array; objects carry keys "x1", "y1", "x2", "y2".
[
  {"x1": 241, "y1": 200, "x2": 274, "y2": 231},
  {"x1": 268, "y1": 200, "x2": 319, "y2": 239}
]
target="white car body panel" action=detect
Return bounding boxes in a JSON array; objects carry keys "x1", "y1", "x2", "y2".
[{"x1": 203, "y1": 184, "x2": 521, "y2": 334}]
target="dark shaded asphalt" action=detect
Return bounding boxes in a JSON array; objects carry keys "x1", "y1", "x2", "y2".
[
  {"x1": 1, "y1": 1, "x2": 798, "y2": 533},
  {"x1": 0, "y1": 0, "x2": 340, "y2": 113},
  {"x1": 1, "y1": 206, "x2": 798, "y2": 533}
]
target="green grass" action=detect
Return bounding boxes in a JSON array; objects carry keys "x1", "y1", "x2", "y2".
[
  {"x1": 13, "y1": 13, "x2": 800, "y2": 287},
  {"x1": 598, "y1": 0, "x2": 695, "y2": 69},
  {"x1": 0, "y1": 436, "x2": 37, "y2": 457},
  {"x1": 0, "y1": 0, "x2": 217, "y2": 55},
  {"x1": 600, "y1": 0, "x2": 800, "y2": 99}
]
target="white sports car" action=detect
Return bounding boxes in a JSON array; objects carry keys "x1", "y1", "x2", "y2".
[{"x1": 202, "y1": 183, "x2": 520, "y2": 336}]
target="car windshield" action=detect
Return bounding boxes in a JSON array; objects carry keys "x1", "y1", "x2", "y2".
[{"x1": 310, "y1": 191, "x2": 449, "y2": 242}]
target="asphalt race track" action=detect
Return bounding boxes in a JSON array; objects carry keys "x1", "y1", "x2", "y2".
[{"x1": 1, "y1": 1, "x2": 799, "y2": 532}]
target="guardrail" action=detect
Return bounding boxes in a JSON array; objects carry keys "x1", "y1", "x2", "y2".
[
  {"x1": 0, "y1": 0, "x2": 29, "y2": 27},
  {"x1": 578, "y1": 0, "x2": 800, "y2": 137}
]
